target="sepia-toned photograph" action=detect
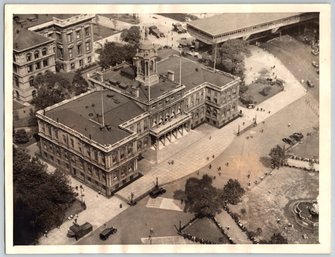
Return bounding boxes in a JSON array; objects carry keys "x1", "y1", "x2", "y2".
[{"x1": 4, "y1": 4, "x2": 331, "y2": 254}]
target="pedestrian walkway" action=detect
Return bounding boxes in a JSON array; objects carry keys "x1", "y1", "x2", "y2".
[
  {"x1": 215, "y1": 210, "x2": 252, "y2": 244},
  {"x1": 141, "y1": 236, "x2": 192, "y2": 244},
  {"x1": 287, "y1": 158, "x2": 319, "y2": 171}
]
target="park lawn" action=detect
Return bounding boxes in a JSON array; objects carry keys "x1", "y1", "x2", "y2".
[
  {"x1": 288, "y1": 128, "x2": 319, "y2": 159},
  {"x1": 229, "y1": 167, "x2": 319, "y2": 244},
  {"x1": 183, "y1": 217, "x2": 230, "y2": 243},
  {"x1": 241, "y1": 82, "x2": 283, "y2": 106},
  {"x1": 93, "y1": 24, "x2": 119, "y2": 41}
]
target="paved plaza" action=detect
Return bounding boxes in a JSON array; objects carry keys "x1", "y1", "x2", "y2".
[{"x1": 146, "y1": 197, "x2": 184, "y2": 212}]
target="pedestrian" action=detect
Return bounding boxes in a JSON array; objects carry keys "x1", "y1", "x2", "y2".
[
  {"x1": 288, "y1": 122, "x2": 291, "y2": 127},
  {"x1": 44, "y1": 230, "x2": 48, "y2": 238},
  {"x1": 209, "y1": 164, "x2": 212, "y2": 169},
  {"x1": 207, "y1": 157, "x2": 210, "y2": 161},
  {"x1": 226, "y1": 225, "x2": 230, "y2": 230},
  {"x1": 120, "y1": 203, "x2": 123, "y2": 208},
  {"x1": 212, "y1": 154, "x2": 215, "y2": 159}
]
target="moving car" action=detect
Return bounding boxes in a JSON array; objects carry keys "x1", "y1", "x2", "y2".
[
  {"x1": 289, "y1": 134, "x2": 302, "y2": 142},
  {"x1": 292, "y1": 132, "x2": 304, "y2": 140},
  {"x1": 99, "y1": 226, "x2": 117, "y2": 240},
  {"x1": 172, "y1": 23, "x2": 187, "y2": 33},
  {"x1": 148, "y1": 25, "x2": 165, "y2": 38},
  {"x1": 149, "y1": 186, "x2": 166, "y2": 198}
]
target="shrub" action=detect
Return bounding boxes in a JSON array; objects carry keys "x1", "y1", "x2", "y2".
[{"x1": 14, "y1": 129, "x2": 29, "y2": 144}]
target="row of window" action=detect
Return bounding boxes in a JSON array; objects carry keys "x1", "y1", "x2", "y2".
[
  {"x1": 152, "y1": 107, "x2": 182, "y2": 127},
  {"x1": 27, "y1": 59, "x2": 49, "y2": 73},
  {"x1": 65, "y1": 27, "x2": 91, "y2": 43},
  {"x1": 26, "y1": 48, "x2": 49, "y2": 62},
  {"x1": 151, "y1": 92, "x2": 183, "y2": 110},
  {"x1": 57, "y1": 41, "x2": 91, "y2": 60}
]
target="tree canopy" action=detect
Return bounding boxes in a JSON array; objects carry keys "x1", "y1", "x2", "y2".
[
  {"x1": 72, "y1": 71, "x2": 89, "y2": 96},
  {"x1": 269, "y1": 145, "x2": 287, "y2": 168},
  {"x1": 13, "y1": 148, "x2": 75, "y2": 245},
  {"x1": 98, "y1": 42, "x2": 137, "y2": 69},
  {"x1": 222, "y1": 179, "x2": 245, "y2": 205},
  {"x1": 31, "y1": 71, "x2": 72, "y2": 110},
  {"x1": 120, "y1": 26, "x2": 141, "y2": 45},
  {"x1": 184, "y1": 174, "x2": 222, "y2": 218}
]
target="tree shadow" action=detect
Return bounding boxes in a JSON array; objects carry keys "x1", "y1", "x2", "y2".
[
  {"x1": 173, "y1": 189, "x2": 186, "y2": 201},
  {"x1": 259, "y1": 156, "x2": 272, "y2": 168}
]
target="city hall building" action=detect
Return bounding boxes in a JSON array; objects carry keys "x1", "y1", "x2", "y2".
[{"x1": 36, "y1": 37, "x2": 241, "y2": 197}]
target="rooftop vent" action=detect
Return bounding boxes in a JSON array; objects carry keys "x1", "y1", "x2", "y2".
[{"x1": 195, "y1": 68, "x2": 199, "y2": 72}]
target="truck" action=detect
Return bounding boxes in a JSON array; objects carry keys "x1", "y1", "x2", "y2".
[
  {"x1": 149, "y1": 25, "x2": 165, "y2": 38},
  {"x1": 67, "y1": 222, "x2": 93, "y2": 241},
  {"x1": 172, "y1": 23, "x2": 187, "y2": 33}
]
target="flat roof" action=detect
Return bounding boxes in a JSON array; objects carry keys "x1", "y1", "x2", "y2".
[
  {"x1": 45, "y1": 90, "x2": 145, "y2": 145},
  {"x1": 103, "y1": 67, "x2": 179, "y2": 101},
  {"x1": 158, "y1": 55, "x2": 235, "y2": 91},
  {"x1": 13, "y1": 28, "x2": 53, "y2": 51},
  {"x1": 13, "y1": 14, "x2": 77, "y2": 30},
  {"x1": 188, "y1": 13, "x2": 301, "y2": 36}
]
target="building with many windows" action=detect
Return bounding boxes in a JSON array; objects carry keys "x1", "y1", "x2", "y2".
[
  {"x1": 28, "y1": 14, "x2": 95, "y2": 72},
  {"x1": 36, "y1": 37, "x2": 241, "y2": 197},
  {"x1": 13, "y1": 28, "x2": 56, "y2": 102}
]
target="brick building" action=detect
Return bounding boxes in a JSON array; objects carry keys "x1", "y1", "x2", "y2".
[
  {"x1": 36, "y1": 37, "x2": 241, "y2": 197},
  {"x1": 13, "y1": 28, "x2": 56, "y2": 102}
]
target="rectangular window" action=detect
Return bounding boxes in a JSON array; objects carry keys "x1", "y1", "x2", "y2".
[
  {"x1": 85, "y1": 27, "x2": 90, "y2": 36},
  {"x1": 43, "y1": 59, "x2": 48, "y2": 67},
  {"x1": 85, "y1": 42, "x2": 91, "y2": 52},
  {"x1": 76, "y1": 30, "x2": 81, "y2": 39},
  {"x1": 57, "y1": 47, "x2": 64, "y2": 59},
  {"x1": 35, "y1": 62, "x2": 41, "y2": 70},
  {"x1": 79, "y1": 59, "x2": 84, "y2": 67},
  {"x1": 56, "y1": 32, "x2": 62, "y2": 41},
  {"x1": 69, "y1": 48, "x2": 74, "y2": 59},
  {"x1": 67, "y1": 33, "x2": 73, "y2": 43},
  {"x1": 87, "y1": 56, "x2": 92, "y2": 63},
  {"x1": 63, "y1": 134, "x2": 67, "y2": 143},
  {"x1": 42, "y1": 48, "x2": 47, "y2": 56},
  {"x1": 71, "y1": 63, "x2": 75, "y2": 70},
  {"x1": 27, "y1": 65, "x2": 33, "y2": 73},
  {"x1": 77, "y1": 44, "x2": 82, "y2": 56}
]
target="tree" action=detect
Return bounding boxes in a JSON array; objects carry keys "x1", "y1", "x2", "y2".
[
  {"x1": 98, "y1": 42, "x2": 137, "y2": 69},
  {"x1": 120, "y1": 26, "x2": 141, "y2": 45},
  {"x1": 13, "y1": 148, "x2": 76, "y2": 245},
  {"x1": 184, "y1": 174, "x2": 222, "y2": 218},
  {"x1": 269, "y1": 145, "x2": 287, "y2": 168},
  {"x1": 31, "y1": 71, "x2": 72, "y2": 110},
  {"x1": 269, "y1": 233, "x2": 288, "y2": 244},
  {"x1": 72, "y1": 71, "x2": 89, "y2": 96},
  {"x1": 222, "y1": 179, "x2": 245, "y2": 205},
  {"x1": 216, "y1": 39, "x2": 250, "y2": 76},
  {"x1": 14, "y1": 129, "x2": 29, "y2": 144}
]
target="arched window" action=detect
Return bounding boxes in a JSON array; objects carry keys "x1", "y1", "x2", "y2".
[
  {"x1": 34, "y1": 50, "x2": 40, "y2": 59},
  {"x1": 29, "y1": 76, "x2": 34, "y2": 87},
  {"x1": 42, "y1": 48, "x2": 47, "y2": 56},
  {"x1": 32, "y1": 90, "x2": 37, "y2": 98}
]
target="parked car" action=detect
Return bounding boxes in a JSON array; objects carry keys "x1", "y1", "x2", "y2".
[
  {"x1": 289, "y1": 134, "x2": 302, "y2": 141},
  {"x1": 312, "y1": 61, "x2": 319, "y2": 68},
  {"x1": 149, "y1": 186, "x2": 166, "y2": 198},
  {"x1": 306, "y1": 80, "x2": 314, "y2": 88},
  {"x1": 67, "y1": 222, "x2": 93, "y2": 241},
  {"x1": 292, "y1": 132, "x2": 304, "y2": 139},
  {"x1": 99, "y1": 226, "x2": 117, "y2": 240},
  {"x1": 282, "y1": 138, "x2": 295, "y2": 145}
]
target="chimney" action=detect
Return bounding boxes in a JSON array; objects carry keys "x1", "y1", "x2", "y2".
[{"x1": 167, "y1": 70, "x2": 175, "y2": 81}]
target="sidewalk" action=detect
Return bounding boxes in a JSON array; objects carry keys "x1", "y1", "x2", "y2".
[{"x1": 216, "y1": 210, "x2": 252, "y2": 244}]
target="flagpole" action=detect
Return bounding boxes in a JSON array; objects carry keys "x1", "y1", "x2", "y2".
[
  {"x1": 179, "y1": 49, "x2": 182, "y2": 86},
  {"x1": 101, "y1": 90, "x2": 105, "y2": 127},
  {"x1": 213, "y1": 43, "x2": 217, "y2": 72}
]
